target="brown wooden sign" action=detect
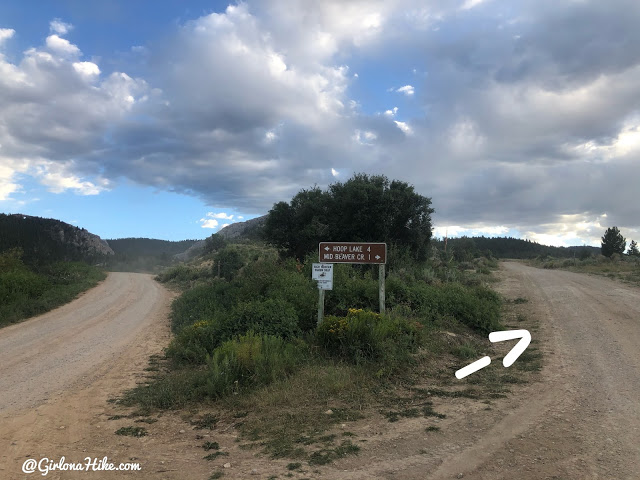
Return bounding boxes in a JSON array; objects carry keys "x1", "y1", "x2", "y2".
[{"x1": 318, "y1": 242, "x2": 387, "y2": 264}]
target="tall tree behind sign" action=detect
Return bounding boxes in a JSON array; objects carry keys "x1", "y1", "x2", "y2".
[{"x1": 264, "y1": 173, "x2": 434, "y2": 260}]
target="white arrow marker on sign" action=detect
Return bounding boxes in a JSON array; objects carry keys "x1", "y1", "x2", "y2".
[
  {"x1": 375, "y1": 255, "x2": 381, "y2": 260},
  {"x1": 324, "y1": 246, "x2": 330, "y2": 251},
  {"x1": 455, "y1": 329, "x2": 531, "y2": 379}
]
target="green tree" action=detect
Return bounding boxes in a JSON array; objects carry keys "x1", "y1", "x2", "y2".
[
  {"x1": 627, "y1": 240, "x2": 639, "y2": 257},
  {"x1": 203, "y1": 234, "x2": 227, "y2": 255},
  {"x1": 263, "y1": 174, "x2": 434, "y2": 260},
  {"x1": 215, "y1": 248, "x2": 244, "y2": 280},
  {"x1": 601, "y1": 227, "x2": 626, "y2": 258}
]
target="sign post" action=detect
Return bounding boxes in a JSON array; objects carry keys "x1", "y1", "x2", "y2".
[
  {"x1": 312, "y1": 263, "x2": 334, "y2": 325},
  {"x1": 317, "y1": 242, "x2": 387, "y2": 315},
  {"x1": 379, "y1": 263, "x2": 385, "y2": 314}
]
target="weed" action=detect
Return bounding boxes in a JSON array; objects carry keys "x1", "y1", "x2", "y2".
[
  {"x1": 308, "y1": 440, "x2": 360, "y2": 465},
  {"x1": 203, "y1": 452, "x2": 229, "y2": 461},
  {"x1": 202, "y1": 441, "x2": 220, "y2": 451},
  {"x1": 191, "y1": 414, "x2": 219, "y2": 430},
  {"x1": 286, "y1": 463, "x2": 302, "y2": 471},
  {"x1": 134, "y1": 418, "x2": 158, "y2": 424},
  {"x1": 425, "y1": 426, "x2": 441, "y2": 432},
  {"x1": 114, "y1": 426, "x2": 147, "y2": 437}
]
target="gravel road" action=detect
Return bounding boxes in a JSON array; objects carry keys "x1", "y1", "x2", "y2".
[
  {"x1": 1, "y1": 264, "x2": 639, "y2": 479},
  {"x1": 323, "y1": 262, "x2": 640, "y2": 479},
  {"x1": 0, "y1": 272, "x2": 168, "y2": 413}
]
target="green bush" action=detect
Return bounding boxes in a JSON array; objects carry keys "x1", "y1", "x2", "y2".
[
  {"x1": 215, "y1": 247, "x2": 245, "y2": 280},
  {"x1": 316, "y1": 309, "x2": 419, "y2": 369},
  {"x1": 155, "y1": 264, "x2": 207, "y2": 285},
  {"x1": 386, "y1": 275, "x2": 500, "y2": 333},
  {"x1": 167, "y1": 298, "x2": 302, "y2": 364},
  {"x1": 204, "y1": 332, "x2": 304, "y2": 398},
  {"x1": 169, "y1": 281, "x2": 238, "y2": 333}
]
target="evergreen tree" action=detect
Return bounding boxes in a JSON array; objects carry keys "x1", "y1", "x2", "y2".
[
  {"x1": 627, "y1": 240, "x2": 640, "y2": 257},
  {"x1": 601, "y1": 227, "x2": 626, "y2": 257},
  {"x1": 264, "y1": 174, "x2": 433, "y2": 260}
]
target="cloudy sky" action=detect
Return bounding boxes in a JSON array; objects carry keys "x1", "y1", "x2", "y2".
[{"x1": 0, "y1": 0, "x2": 638, "y2": 245}]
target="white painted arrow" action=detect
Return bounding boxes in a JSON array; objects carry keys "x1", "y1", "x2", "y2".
[
  {"x1": 489, "y1": 329, "x2": 531, "y2": 367},
  {"x1": 324, "y1": 246, "x2": 330, "y2": 251},
  {"x1": 375, "y1": 255, "x2": 381, "y2": 260},
  {"x1": 455, "y1": 329, "x2": 531, "y2": 379}
]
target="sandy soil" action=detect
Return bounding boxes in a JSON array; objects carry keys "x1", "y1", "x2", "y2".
[{"x1": 1, "y1": 264, "x2": 639, "y2": 479}]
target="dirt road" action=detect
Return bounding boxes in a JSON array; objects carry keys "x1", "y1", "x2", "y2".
[
  {"x1": 0, "y1": 273, "x2": 191, "y2": 479},
  {"x1": 1, "y1": 264, "x2": 639, "y2": 479},
  {"x1": 0, "y1": 273, "x2": 168, "y2": 413},
  {"x1": 326, "y1": 262, "x2": 640, "y2": 479}
]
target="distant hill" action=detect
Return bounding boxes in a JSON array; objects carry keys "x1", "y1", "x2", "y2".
[
  {"x1": 107, "y1": 238, "x2": 199, "y2": 257},
  {"x1": 434, "y1": 236, "x2": 600, "y2": 260},
  {"x1": 216, "y1": 215, "x2": 267, "y2": 241},
  {"x1": 173, "y1": 216, "x2": 267, "y2": 262},
  {"x1": 0, "y1": 213, "x2": 113, "y2": 265}
]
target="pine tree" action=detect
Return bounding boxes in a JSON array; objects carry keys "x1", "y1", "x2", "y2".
[
  {"x1": 627, "y1": 240, "x2": 640, "y2": 257},
  {"x1": 601, "y1": 227, "x2": 626, "y2": 257}
]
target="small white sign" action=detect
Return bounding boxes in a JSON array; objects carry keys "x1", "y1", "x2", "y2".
[
  {"x1": 312, "y1": 263, "x2": 333, "y2": 280},
  {"x1": 312, "y1": 263, "x2": 333, "y2": 290}
]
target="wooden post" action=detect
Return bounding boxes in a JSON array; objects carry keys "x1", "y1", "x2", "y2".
[
  {"x1": 379, "y1": 263, "x2": 386, "y2": 315},
  {"x1": 317, "y1": 288, "x2": 325, "y2": 326}
]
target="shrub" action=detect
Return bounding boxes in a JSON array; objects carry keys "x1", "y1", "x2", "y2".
[
  {"x1": 167, "y1": 298, "x2": 301, "y2": 364},
  {"x1": 204, "y1": 332, "x2": 304, "y2": 398},
  {"x1": 386, "y1": 277, "x2": 501, "y2": 333},
  {"x1": 169, "y1": 281, "x2": 239, "y2": 333},
  {"x1": 215, "y1": 247, "x2": 245, "y2": 280},
  {"x1": 225, "y1": 298, "x2": 301, "y2": 339},
  {"x1": 316, "y1": 309, "x2": 419, "y2": 369}
]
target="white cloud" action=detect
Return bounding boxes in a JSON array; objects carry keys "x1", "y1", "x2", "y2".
[
  {"x1": 45, "y1": 34, "x2": 80, "y2": 56},
  {"x1": 219, "y1": 223, "x2": 231, "y2": 230},
  {"x1": 396, "y1": 85, "x2": 415, "y2": 96},
  {"x1": 353, "y1": 129, "x2": 378, "y2": 144},
  {"x1": 331, "y1": 168, "x2": 338, "y2": 177},
  {"x1": 73, "y1": 61, "x2": 100, "y2": 78},
  {"x1": 384, "y1": 107, "x2": 398, "y2": 117},
  {"x1": 36, "y1": 161, "x2": 109, "y2": 195},
  {"x1": 394, "y1": 120, "x2": 413, "y2": 135},
  {"x1": 0, "y1": 28, "x2": 15, "y2": 46},
  {"x1": 460, "y1": 0, "x2": 487, "y2": 11},
  {"x1": 200, "y1": 218, "x2": 219, "y2": 229},
  {"x1": 49, "y1": 19, "x2": 73, "y2": 35},
  {"x1": 205, "y1": 212, "x2": 234, "y2": 220}
]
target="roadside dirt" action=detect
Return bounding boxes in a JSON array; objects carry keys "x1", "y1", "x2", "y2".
[
  {"x1": 319, "y1": 262, "x2": 640, "y2": 479},
  {"x1": 1, "y1": 264, "x2": 639, "y2": 479}
]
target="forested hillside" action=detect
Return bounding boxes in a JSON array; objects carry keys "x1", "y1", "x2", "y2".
[
  {"x1": 0, "y1": 214, "x2": 108, "y2": 326},
  {"x1": 434, "y1": 236, "x2": 600, "y2": 260},
  {"x1": 0, "y1": 213, "x2": 113, "y2": 265}
]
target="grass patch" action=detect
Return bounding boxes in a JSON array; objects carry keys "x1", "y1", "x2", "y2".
[
  {"x1": 114, "y1": 426, "x2": 147, "y2": 437},
  {"x1": 308, "y1": 441, "x2": 360, "y2": 466},
  {"x1": 286, "y1": 463, "x2": 302, "y2": 471},
  {"x1": 134, "y1": 417, "x2": 158, "y2": 424},
  {"x1": 191, "y1": 413, "x2": 219, "y2": 430},
  {"x1": 203, "y1": 452, "x2": 229, "y2": 461},
  {"x1": 425, "y1": 426, "x2": 441, "y2": 432},
  {"x1": 202, "y1": 441, "x2": 220, "y2": 451}
]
